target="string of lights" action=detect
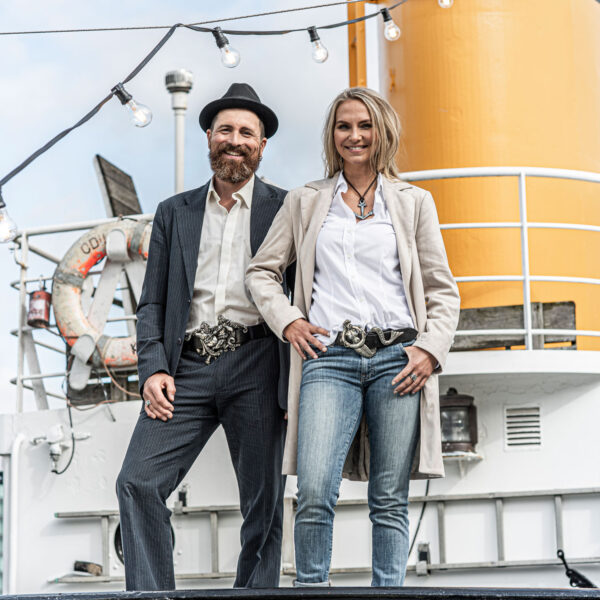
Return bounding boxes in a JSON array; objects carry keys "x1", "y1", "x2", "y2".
[
  {"x1": 0, "y1": 0, "x2": 453, "y2": 242},
  {"x1": 0, "y1": 0, "x2": 369, "y2": 36}
]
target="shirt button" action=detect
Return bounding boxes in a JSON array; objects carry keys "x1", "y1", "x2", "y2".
[
  {"x1": 187, "y1": 299, "x2": 191, "y2": 304},
  {"x1": 177, "y1": 338, "x2": 182, "y2": 345}
]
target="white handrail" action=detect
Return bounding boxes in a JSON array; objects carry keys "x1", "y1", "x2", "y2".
[
  {"x1": 399, "y1": 166, "x2": 600, "y2": 350},
  {"x1": 440, "y1": 222, "x2": 600, "y2": 233},
  {"x1": 400, "y1": 166, "x2": 600, "y2": 183},
  {"x1": 10, "y1": 167, "x2": 600, "y2": 410},
  {"x1": 12, "y1": 212, "x2": 154, "y2": 239}
]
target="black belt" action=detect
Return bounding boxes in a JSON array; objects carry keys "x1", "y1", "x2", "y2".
[
  {"x1": 333, "y1": 320, "x2": 417, "y2": 358},
  {"x1": 183, "y1": 317, "x2": 273, "y2": 364}
]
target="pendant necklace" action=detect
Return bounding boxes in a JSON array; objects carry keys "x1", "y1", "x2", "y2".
[{"x1": 344, "y1": 173, "x2": 378, "y2": 220}]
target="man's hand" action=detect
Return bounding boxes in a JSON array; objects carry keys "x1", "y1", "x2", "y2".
[
  {"x1": 143, "y1": 372, "x2": 176, "y2": 421},
  {"x1": 283, "y1": 318, "x2": 329, "y2": 360},
  {"x1": 392, "y1": 346, "x2": 437, "y2": 396}
]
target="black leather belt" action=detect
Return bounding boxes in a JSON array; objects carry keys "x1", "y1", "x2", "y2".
[
  {"x1": 183, "y1": 316, "x2": 273, "y2": 364},
  {"x1": 333, "y1": 320, "x2": 417, "y2": 358}
]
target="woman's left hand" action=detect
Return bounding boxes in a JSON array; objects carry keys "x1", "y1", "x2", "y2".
[{"x1": 391, "y1": 346, "x2": 437, "y2": 396}]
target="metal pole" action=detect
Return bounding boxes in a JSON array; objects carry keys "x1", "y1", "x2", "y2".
[
  {"x1": 16, "y1": 234, "x2": 29, "y2": 412},
  {"x1": 165, "y1": 70, "x2": 193, "y2": 194},
  {"x1": 518, "y1": 172, "x2": 534, "y2": 350},
  {"x1": 174, "y1": 105, "x2": 186, "y2": 193}
]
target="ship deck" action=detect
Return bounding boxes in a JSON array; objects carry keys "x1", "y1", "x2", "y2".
[{"x1": 5, "y1": 587, "x2": 599, "y2": 600}]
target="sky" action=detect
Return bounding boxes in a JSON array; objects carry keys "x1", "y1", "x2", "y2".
[{"x1": 0, "y1": 0, "x2": 383, "y2": 412}]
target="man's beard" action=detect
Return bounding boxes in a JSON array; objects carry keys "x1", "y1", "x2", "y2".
[{"x1": 209, "y1": 142, "x2": 262, "y2": 183}]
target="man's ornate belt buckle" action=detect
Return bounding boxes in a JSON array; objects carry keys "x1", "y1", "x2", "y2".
[
  {"x1": 185, "y1": 315, "x2": 247, "y2": 364},
  {"x1": 340, "y1": 319, "x2": 402, "y2": 358}
]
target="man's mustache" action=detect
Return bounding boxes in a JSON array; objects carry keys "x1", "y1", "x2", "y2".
[{"x1": 216, "y1": 143, "x2": 251, "y2": 158}]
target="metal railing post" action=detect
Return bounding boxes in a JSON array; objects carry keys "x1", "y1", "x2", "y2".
[
  {"x1": 16, "y1": 233, "x2": 29, "y2": 412},
  {"x1": 518, "y1": 172, "x2": 534, "y2": 350}
]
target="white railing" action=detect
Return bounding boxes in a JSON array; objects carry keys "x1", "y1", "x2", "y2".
[
  {"x1": 8, "y1": 167, "x2": 600, "y2": 411},
  {"x1": 10, "y1": 214, "x2": 153, "y2": 412},
  {"x1": 400, "y1": 166, "x2": 600, "y2": 350}
]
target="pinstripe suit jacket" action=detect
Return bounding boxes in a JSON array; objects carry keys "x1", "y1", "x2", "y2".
[{"x1": 136, "y1": 176, "x2": 292, "y2": 409}]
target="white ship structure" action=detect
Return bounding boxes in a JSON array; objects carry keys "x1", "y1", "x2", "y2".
[{"x1": 1, "y1": 0, "x2": 600, "y2": 595}]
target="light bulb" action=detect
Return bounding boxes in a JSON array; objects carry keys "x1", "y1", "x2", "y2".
[
  {"x1": 125, "y1": 99, "x2": 153, "y2": 127},
  {"x1": 384, "y1": 21, "x2": 401, "y2": 41},
  {"x1": 308, "y1": 26, "x2": 329, "y2": 64},
  {"x1": 0, "y1": 204, "x2": 18, "y2": 243},
  {"x1": 220, "y1": 45, "x2": 241, "y2": 68},
  {"x1": 381, "y1": 8, "x2": 401, "y2": 41},
  {"x1": 111, "y1": 83, "x2": 153, "y2": 128},
  {"x1": 212, "y1": 27, "x2": 241, "y2": 68},
  {"x1": 438, "y1": 0, "x2": 454, "y2": 7}
]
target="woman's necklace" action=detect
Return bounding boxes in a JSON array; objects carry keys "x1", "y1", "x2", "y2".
[{"x1": 343, "y1": 173, "x2": 378, "y2": 220}]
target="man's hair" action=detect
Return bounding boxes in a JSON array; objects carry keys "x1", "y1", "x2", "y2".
[
  {"x1": 322, "y1": 87, "x2": 402, "y2": 180},
  {"x1": 210, "y1": 111, "x2": 265, "y2": 140}
]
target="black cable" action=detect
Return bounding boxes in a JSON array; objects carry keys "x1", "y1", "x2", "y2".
[
  {"x1": 52, "y1": 404, "x2": 76, "y2": 475},
  {"x1": 185, "y1": 1, "x2": 407, "y2": 35},
  {"x1": 408, "y1": 479, "x2": 430, "y2": 559},
  {"x1": 0, "y1": 1, "x2": 405, "y2": 192},
  {"x1": 0, "y1": 93, "x2": 112, "y2": 188},
  {"x1": 122, "y1": 24, "x2": 180, "y2": 84},
  {"x1": 0, "y1": 0, "x2": 368, "y2": 36},
  {"x1": 0, "y1": 23, "x2": 180, "y2": 189}
]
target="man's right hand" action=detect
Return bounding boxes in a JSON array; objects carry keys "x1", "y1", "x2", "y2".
[
  {"x1": 143, "y1": 372, "x2": 176, "y2": 421},
  {"x1": 283, "y1": 318, "x2": 329, "y2": 360}
]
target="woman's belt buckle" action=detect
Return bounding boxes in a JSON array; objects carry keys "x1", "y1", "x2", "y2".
[
  {"x1": 340, "y1": 320, "x2": 375, "y2": 358},
  {"x1": 185, "y1": 315, "x2": 247, "y2": 364},
  {"x1": 340, "y1": 320, "x2": 404, "y2": 358}
]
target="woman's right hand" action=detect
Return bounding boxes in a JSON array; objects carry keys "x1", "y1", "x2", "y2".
[{"x1": 283, "y1": 318, "x2": 330, "y2": 360}]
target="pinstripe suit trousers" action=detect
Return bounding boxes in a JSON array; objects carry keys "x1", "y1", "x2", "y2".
[{"x1": 116, "y1": 336, "x2": 286, "y2": 590}]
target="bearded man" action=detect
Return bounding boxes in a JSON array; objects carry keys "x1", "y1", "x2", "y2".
[{"x1": 116, "y1": 83, "x2": 291, "y2": 591}]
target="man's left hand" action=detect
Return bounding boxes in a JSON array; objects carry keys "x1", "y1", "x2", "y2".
[{"x1": 392, "y1": 346, "x2": 437, "y2": 396}]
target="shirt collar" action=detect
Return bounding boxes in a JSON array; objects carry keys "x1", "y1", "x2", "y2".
[
  {"x1": 335, "y1": 172, "x2": 384, "y2": 199},
  {"x1": 208, "y1": 174, "x2": 255, "y2": 209}
]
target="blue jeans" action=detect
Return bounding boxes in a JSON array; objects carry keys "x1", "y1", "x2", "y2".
[{"x1": 294, "y1": 343, "x2": 420, "y2": 586}]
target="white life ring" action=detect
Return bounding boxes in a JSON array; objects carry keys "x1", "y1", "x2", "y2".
[{"x1": 52, "y1": 219, "x2": 152, "y2": 369}]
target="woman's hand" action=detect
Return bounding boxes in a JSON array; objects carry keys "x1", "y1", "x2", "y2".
[
  {"x1": 391, "y1": 346, "x2": 437, "y2": 396},
  {"x1": 283, "y1": 318, "x2": 329, "y2": 360}
]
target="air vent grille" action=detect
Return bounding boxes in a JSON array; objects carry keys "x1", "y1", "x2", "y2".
[{"x1": 504, "y1": 405, "x2": 541, "y2": 449}]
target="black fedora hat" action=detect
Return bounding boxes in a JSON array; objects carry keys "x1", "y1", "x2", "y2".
[{"x1": 199, "y1": 82, "x2": 278, "y2": 138}]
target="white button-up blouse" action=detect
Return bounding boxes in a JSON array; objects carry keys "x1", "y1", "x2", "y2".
[{"x1": 309, "y1": 172, "x2": 414, "y2": 344}]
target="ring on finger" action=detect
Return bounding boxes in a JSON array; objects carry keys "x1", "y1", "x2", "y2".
[
  {"x1": 145, "y1": 399, "x2": 151, "y2": 407},
  {"x1": 409, "y1": 373, "x2": 418, "y2": 382}
]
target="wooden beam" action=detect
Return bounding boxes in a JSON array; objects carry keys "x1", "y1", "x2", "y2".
[{"x1": 347, "y1": 2, "x2": 367, "y2": 87}]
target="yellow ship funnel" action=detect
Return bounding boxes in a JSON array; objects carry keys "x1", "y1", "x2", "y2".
[{"x1": 375, "y1": 0, "x2": 600, "y2": 349}]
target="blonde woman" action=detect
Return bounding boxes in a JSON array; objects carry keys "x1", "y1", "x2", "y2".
[{"x1": 246, "y1": 88, "x2": 460, "y2": 586}]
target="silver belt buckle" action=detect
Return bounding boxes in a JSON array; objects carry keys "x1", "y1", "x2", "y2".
[
  {"x1": 185, "y1": 315, "x2": 248, "y2": 364},
  {"x1": 340, "y1": 320, "x2": 403, "y2": 358},
  {"x1": 340, "y1": 320, "x2": 374, "y2": 358}
]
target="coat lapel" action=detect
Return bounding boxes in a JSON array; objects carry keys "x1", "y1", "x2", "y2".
[
  {"x1": 299, "y1": 177, "x2": 337, "y2": 312},
  {"x1": 250, "y1": 177, "x2": 282, "y2": 256},
  {"x1": 383, "y1": 178, "x2": 416, "y2": 312},
  {"x1": 175, "y1": 183, "x2": 208, "y2": 298}
]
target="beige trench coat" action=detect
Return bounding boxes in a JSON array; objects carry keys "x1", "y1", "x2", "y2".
[{"x1": 246, "y1": 174, "x2": 460, "y2": 480}]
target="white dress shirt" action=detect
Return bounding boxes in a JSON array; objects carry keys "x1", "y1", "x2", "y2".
[
  {"x1": 186, "y1": 175, "x2": 263, "y2": 332},
  {"x1": 309, "y1": 172, "x2": 414, "y2": 344}
]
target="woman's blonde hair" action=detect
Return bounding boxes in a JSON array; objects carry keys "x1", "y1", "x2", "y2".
[{"x1": 322, "y1": 87, "x2": 402, "y2": 179}]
